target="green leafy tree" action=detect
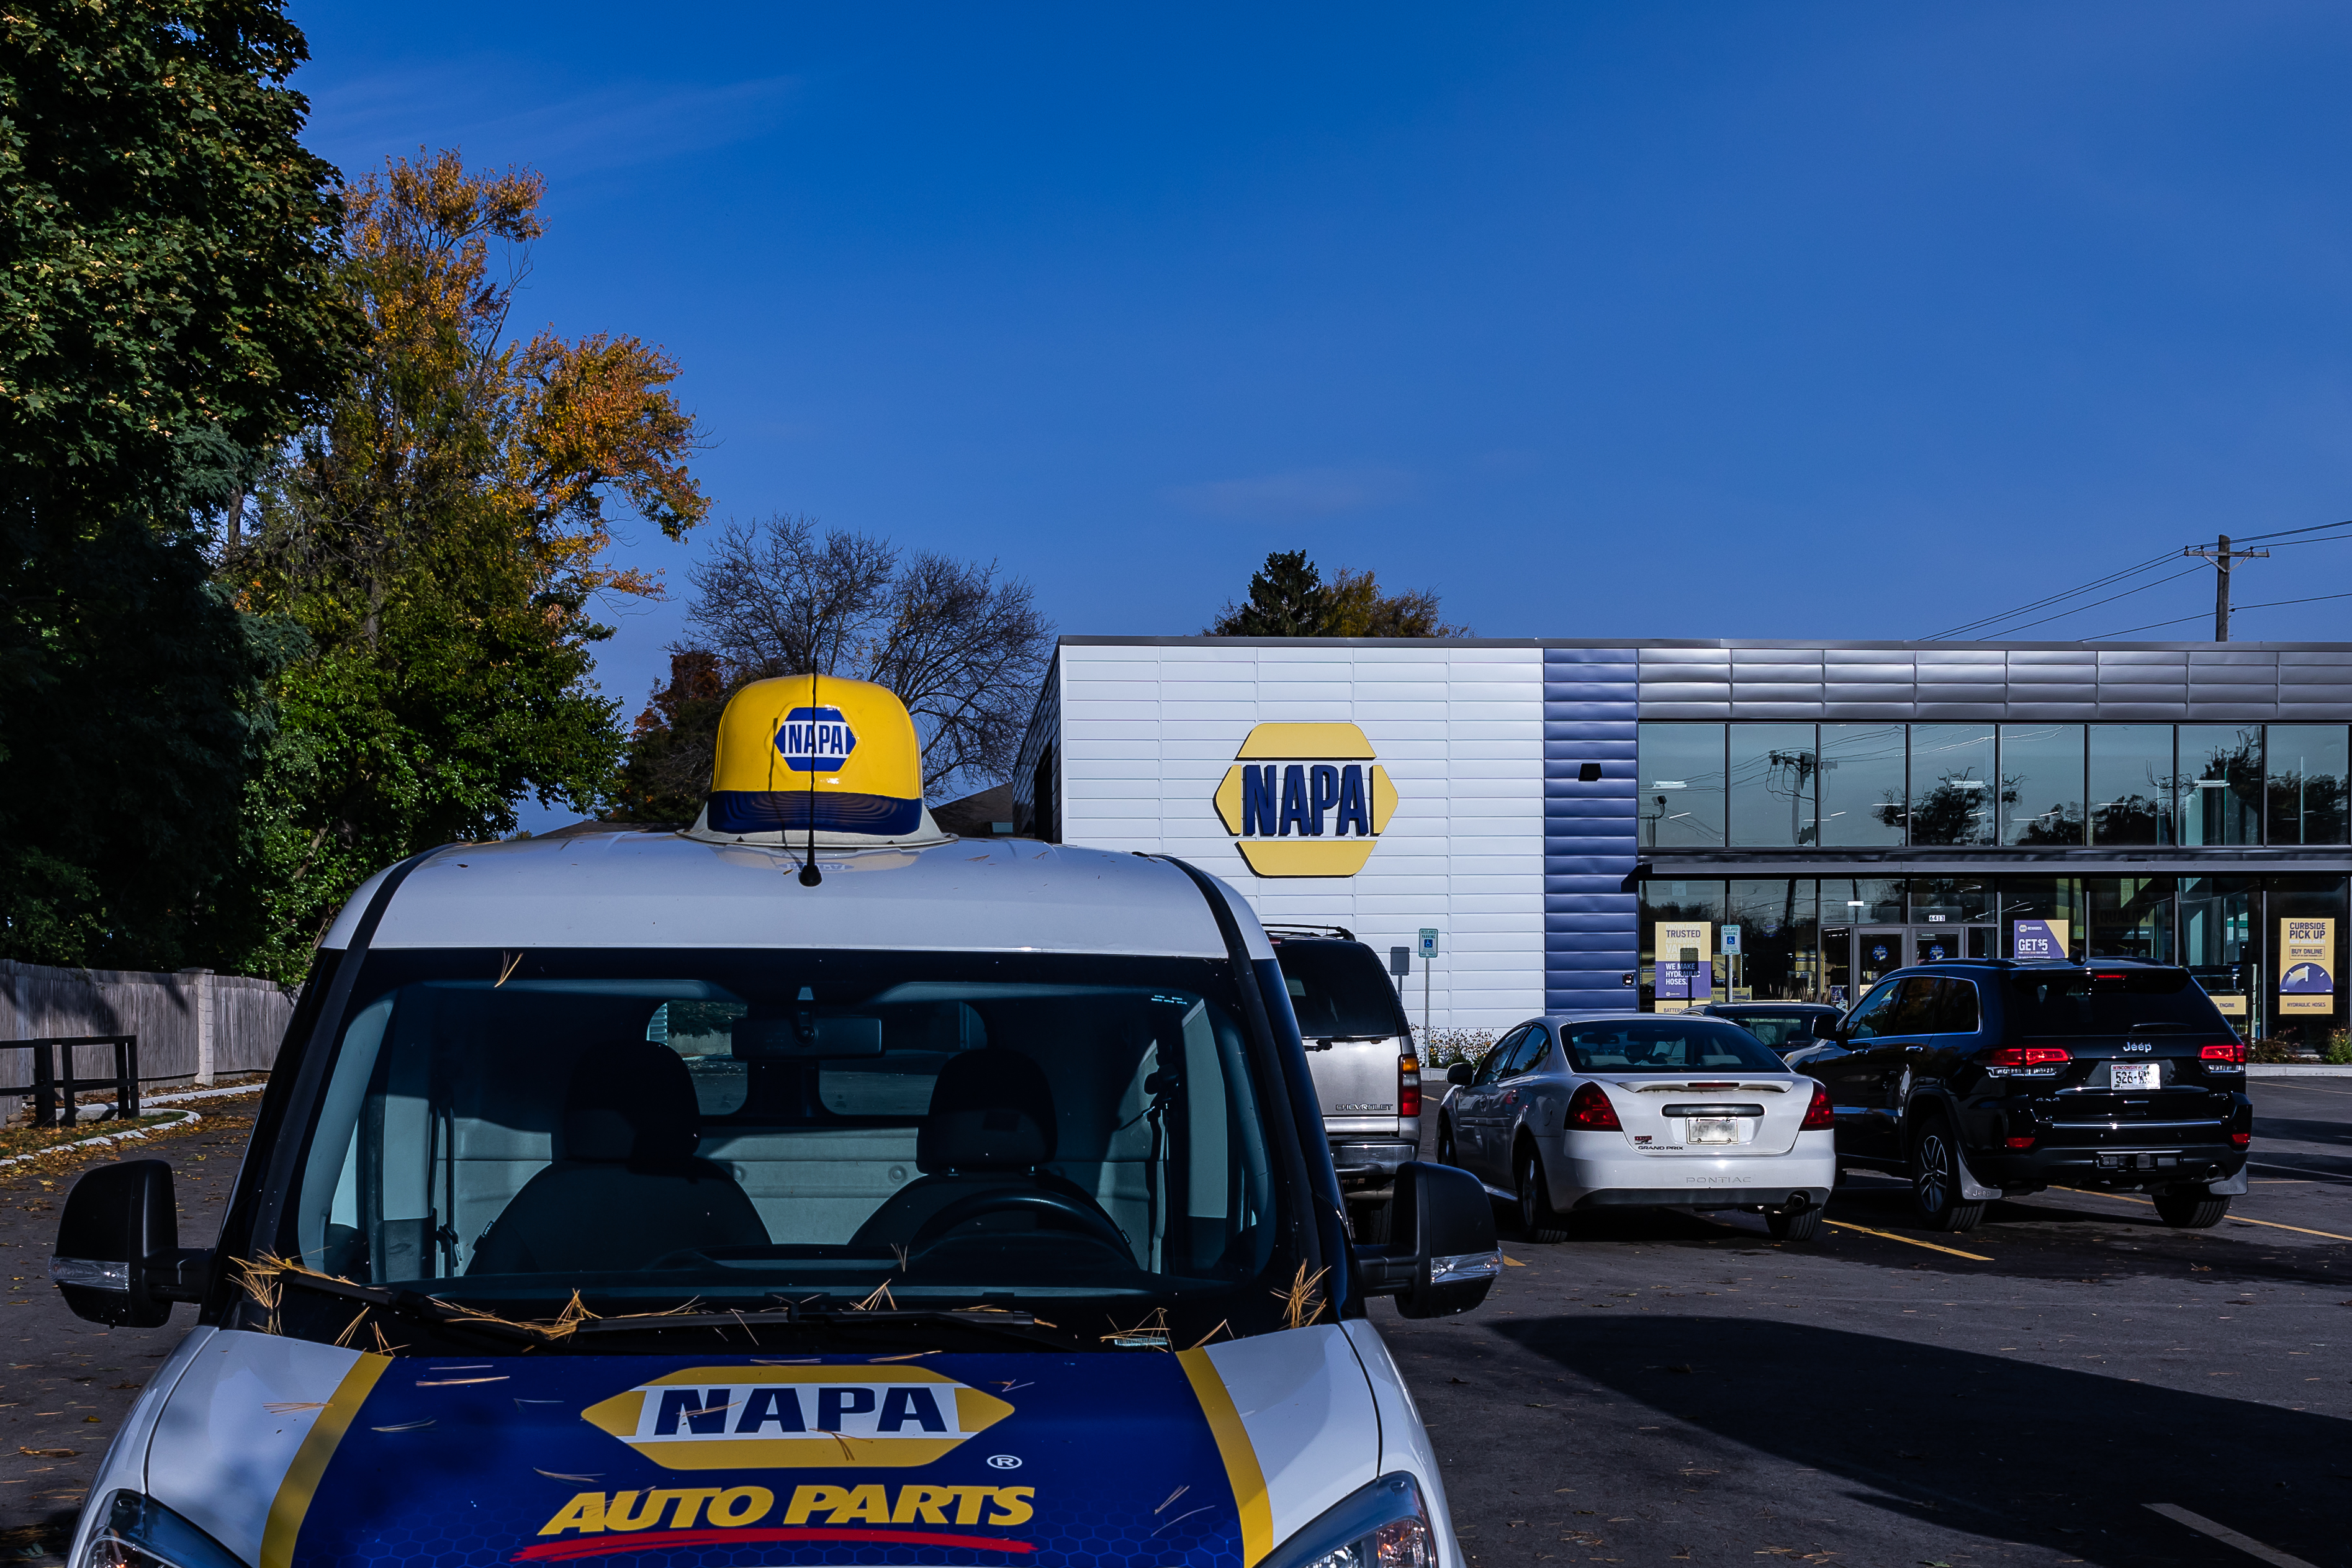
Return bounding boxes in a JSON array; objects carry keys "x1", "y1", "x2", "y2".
[
  {"x1": 1206, "y1": 551, "x2": 1468, "y2": 638},
  {"x1": 0, "y1": 0, "x2": 356, "y2": 968},
  {"x1": 220, "y1": 151, "x2": 707, "y2": 975}
]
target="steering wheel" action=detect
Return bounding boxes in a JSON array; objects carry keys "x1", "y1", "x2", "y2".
[{"x1": 907, "y1": 1187, "x2": 1131, "y2": 1258}]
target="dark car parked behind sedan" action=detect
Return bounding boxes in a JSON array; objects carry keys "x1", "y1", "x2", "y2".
[
  {"x1": 1700, "y1": 1003, "x2": 1845, "y2": 1057},
  {"x1": 1785, "y1": 958, "x2": 2249, "y2": 1234}
]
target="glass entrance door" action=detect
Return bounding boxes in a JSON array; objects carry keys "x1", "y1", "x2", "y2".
[
  {"x1": 1912, "y1": 927, "x2": 1962, "y2": 965},
  {"x1": 1857, "y1": 929, "x2": 1905, "y2": 988}
]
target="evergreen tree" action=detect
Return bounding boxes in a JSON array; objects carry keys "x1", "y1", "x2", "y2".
[{"x1": 1205, "y1": 552, "x2": 1468, "y2": 638}]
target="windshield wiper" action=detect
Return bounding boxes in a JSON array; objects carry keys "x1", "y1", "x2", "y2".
[{"x1": 267, "y1": 1269, "x2": 556, "y2": 1348}]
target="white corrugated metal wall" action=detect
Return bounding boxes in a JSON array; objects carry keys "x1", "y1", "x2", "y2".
[{"x1": 1055, "y1": 642, "x2": 1546, "y2": 1032}]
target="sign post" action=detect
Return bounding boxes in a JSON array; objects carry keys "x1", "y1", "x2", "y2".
[{"x1": 1418, "y1": 928, "x2": 1439, "y2": 1038}]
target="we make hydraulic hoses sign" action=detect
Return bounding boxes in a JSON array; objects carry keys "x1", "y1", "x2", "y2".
[{"x1": 1213, "y1": 723, "x2": 1398, "y2": 876}]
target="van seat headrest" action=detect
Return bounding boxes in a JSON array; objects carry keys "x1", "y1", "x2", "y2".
[
  {"x1": 917, "y1": 1048, "x2": 1055, "y2": 1173},
  {"x1": 563, "y1": 1040, "x2": 701, "y2": 1164}
]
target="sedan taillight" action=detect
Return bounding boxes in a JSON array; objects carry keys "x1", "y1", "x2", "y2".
[
  {"x1": 2200, "y1": 1042, "x2": 2246, "y2": 1065},
  {"x1": 1800, "y1": 1083, "x2": 1834, "y2": 1130},
  {"x1": 1567, "y1": 1081, "x2": 1621, "y2": 1131},
  {"x1": 1399, "y1": 1054, "x2": 1422, "y2": 1118}
]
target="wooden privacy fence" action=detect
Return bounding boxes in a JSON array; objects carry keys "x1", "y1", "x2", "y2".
[{"x1": 0, "y1": 960, "x2": 295, "y2": 1121}]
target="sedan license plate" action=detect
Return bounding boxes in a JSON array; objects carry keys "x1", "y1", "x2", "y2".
[
  {"x1": 1687, "y1": 1116, "x2": 1741, "y2": 1144},
  {"x1": 2111, "y1": 1062, "x2": 2160, "y2": 1090}
]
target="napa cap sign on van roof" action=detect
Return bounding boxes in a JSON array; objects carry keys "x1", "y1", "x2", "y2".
[
  {"x1": 1212, "y1": 723, "x2": 1397, "y2": 876},
  {"x1": 691, "y1": 674, "x2": 944, "y2": 845}
]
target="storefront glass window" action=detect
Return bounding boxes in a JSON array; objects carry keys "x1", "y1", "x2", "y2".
[
  {"x1": 1637, "y1": 724, "x2": 1725, "y2": 848},
  {"x1": 1638, "y1": 880, "x2": 1726, "y2": 1011},
  {"x1": 2178, "y1": 724, "x2": 2263, "y2": 845},
  {"x1": 1726, "y1": 880, "x2": 1819, "y2": 1001},
  {"x1": 2088, "y1": 725, "x2": 2174, "y2": 846},
  {"x1": 1818, "y1": 724, "x2": 1906, "y2": 846},
  {"x1": 1999, "y1": 724, "x2": 2086, "y2": 845},
  {"x1": 2180, "y1": 876, "x2": 2258, "y2": 1037},
  {"x1": 1911, "y1": 877, "x2": 1993, "y2": 922},
  {"x1": 2265, "y1": 725, "x2": 2348, "y2": 846},
  {"x1": 2084, "y1": 876, "x2": 2173, "y2": 962},
  {"x1": 1997, "y1": 878, "x2": 2083, "y2": 960},
  {"x1": 2265, "y1": 876, "x2": 2348, "y2": 1054},
  {"x1": 1908, "y1": 724, "x2": 1996, "y2": 845},
  {"x1": 1728, "y1": 725, "x2": 1818, "y2": 846}
]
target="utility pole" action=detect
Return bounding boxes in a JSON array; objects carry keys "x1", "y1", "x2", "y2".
[{"x1": 2183, "y1": 534, "x2": 2271, "y2": 641}]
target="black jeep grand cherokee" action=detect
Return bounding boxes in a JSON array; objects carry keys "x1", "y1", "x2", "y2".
[{"x1": 1788, "y1": 958, "x2": 2250, "y2": 1233}]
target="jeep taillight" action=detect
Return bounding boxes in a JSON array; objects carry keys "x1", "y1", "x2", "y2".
[
  {"x1": 2231, "y1": 1130, "x2": 2251, "y2": 1148},
  {"x1": 2200, "y1": 1042, "x2": 2246, "y2": 1065},
  {"x1": 1399, "y1": 1054, "x2": 1421, "y2": 1118},
  {"x1": 1567, "y1": 1081, "x2": 1621, "y2": 1131},
  {"x1": 1800, "y1": 1083, "x2": 1834, "y2": 1130},
  {"x1": 1985, "y1": 1046, "x2": 2071, "y2": 1066}
]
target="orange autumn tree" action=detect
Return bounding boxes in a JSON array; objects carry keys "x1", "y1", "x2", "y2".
[{"x1": 220, "y1": 150, "x2": 708, "y2": 973}]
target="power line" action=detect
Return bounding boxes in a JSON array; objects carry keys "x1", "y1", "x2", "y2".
[
  {"x1": 1975, "y1": 564, "x2": 2209, "y2": 638},
  {"x1": 1929, "y1": 549, "x2": 2180, "y2": 639},
  {"x1": 2089, "y1": 588, "x2": 2352, "y2": 639}
]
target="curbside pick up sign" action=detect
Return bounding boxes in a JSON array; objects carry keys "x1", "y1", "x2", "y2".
[
  {"x1": 1213, "y1": 723, "x2": 1398, "y2": 876},
  {"x1": 2280, "y1": 917, "x2": 2336, "y2": 1016}
]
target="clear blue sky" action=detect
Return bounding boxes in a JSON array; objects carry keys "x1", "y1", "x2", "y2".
[{"x1": 291, "y1": 2, "x2": 2352, "y2": 796}]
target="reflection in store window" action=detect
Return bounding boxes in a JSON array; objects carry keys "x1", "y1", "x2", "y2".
[
  {"x1": 2178, "y1": 724, "x2": 2262, "y2": 845},
  {"x1": 1819, "y1": 724, "x2": 1907, "y2": 847},
  {"x1": 2000, "y1": 724, "x2": 2086, "y2": 845},
  {"x1": 1637, "y1": 724, "x2": 1725, "y2": 848},
  {"x1": 1728, "y1": 724, "x2": 1818, "y2": 846},
  {"x1": 2265, "y1": 726, "x2": 2348, "y2": 846},
  {"x1": 2085, "y1": 876, "x2": 2174, "y2": 962},
  {"x1": 1909, "y1": 724, "x2": 1996, "y2": 845},
  {"x1": 2089, "y1": 725, "x2": 2174, "y2": 846}
]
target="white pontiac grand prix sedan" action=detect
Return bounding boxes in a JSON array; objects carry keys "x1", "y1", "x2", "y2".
[{"x1": 1435, "y1": 1012, "x2": 1837, "y2": 1241}]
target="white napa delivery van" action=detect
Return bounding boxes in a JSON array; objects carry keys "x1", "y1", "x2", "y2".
[{"x1": 49, "y1": 675, "x2": 1500, "y2": 1568}]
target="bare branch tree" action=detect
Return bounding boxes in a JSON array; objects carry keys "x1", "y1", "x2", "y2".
[{"x1": 677, "y1": 515, "x2": 1052, "y2": 800}]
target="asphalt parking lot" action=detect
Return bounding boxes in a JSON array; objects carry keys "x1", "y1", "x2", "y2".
[
  {"x1": 1373, "y1": 1077, "x2": 2352, "y2": 1568},
  {"x1": 0, "y1": 1081, "x2": 2341, "y2": 1567}
]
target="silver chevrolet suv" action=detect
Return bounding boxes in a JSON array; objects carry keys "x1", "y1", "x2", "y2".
[{"x1": 1268, "y1": 928, "x2": 1421, "y2": 1241}]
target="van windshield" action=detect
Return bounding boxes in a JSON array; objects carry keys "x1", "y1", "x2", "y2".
[{"x1": 273, "y1": 947, "x2": 1299, "y2": 1348}]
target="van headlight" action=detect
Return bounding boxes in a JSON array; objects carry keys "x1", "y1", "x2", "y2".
[
  {"x1": 78, "y1": 1493, "x2": 250, "y2": 1568},
  {"x1": 1262, "y1": 1472, "x2": 1436, "y2": 1568}
]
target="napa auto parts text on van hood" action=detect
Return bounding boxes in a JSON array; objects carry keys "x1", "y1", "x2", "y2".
[{"x1": 136, "y1": 1332, "x2": 1336, "y2": 1568}]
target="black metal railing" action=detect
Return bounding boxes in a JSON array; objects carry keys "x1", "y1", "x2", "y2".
[{"x1": 0, "y1": 1037, "x2": 140, "y2": 1127}]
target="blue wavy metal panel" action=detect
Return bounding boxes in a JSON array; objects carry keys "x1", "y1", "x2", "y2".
[{"x1": 1544, "y1": 647, "x2": 1639, "y2": 1012}]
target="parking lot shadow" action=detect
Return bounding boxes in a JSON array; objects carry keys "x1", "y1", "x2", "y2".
[{"x1": 1494, "y1": 1312, "x2": 2345, "y2": 1568}]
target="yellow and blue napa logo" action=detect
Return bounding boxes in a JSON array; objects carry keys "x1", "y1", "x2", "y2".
[
  {"x1": 703, "y1": 674, "x2": 927, "y2": 839},
  {"x1": 580, "y1": 1365, "x2": 1016, "y2": 1470},
  {"x1": 1212, "y1": 723, "x2": 1397, "y2": 877}
]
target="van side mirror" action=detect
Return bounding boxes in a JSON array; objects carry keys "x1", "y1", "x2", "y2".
[
  {"x1": 1354, "y1": 1161, "x2": 1500, "y2": 1318},
  {"x1": 52, "y1": 1161, "x2": 209, "y2": 1327},
  {"x1": 1445, "y1": 1062, "x2": 1474, "y2": 1086}
]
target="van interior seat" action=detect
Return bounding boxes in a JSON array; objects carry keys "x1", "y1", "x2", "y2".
[
  {"x1": 469, "y1": 1040, "x2": 768, "y2": 1274},
  {"x1": 850, "y1": 1047, "x2": 1120, "y2": 1251}
]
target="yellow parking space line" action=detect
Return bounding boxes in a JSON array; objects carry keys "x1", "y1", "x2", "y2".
[
  {"x1": 2055, "y1": 1185, "x2": 2352, "y2": 1243},
  {"x1": 1821, "y1": 1219, "x2": 1993, "y2": 1261}
]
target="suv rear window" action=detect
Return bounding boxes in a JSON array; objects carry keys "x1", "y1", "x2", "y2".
[
  {"x1": 2006, "y1": 968, "x2": 2226, "y2": 1037},
  {"x1": 1274, "y1": 941, "x2": 1412, "y2": 1039}
]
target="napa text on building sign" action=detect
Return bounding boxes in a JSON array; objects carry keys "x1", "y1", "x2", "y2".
[{"x1": 1213, "y1": 723, "x2": 1399, "y2": 877}]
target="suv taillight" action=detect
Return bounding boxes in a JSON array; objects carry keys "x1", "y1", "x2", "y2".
[
  {"x1": 2200, "y1": 1042, "x2": 2246, "y2": 1065},
  {"x1": 1399, "y1": 1054, "x2": 1421, "y2": 1118},
  {"x1": 1800, "y1": 1083, "x2": 1834, "y2": 1130},
  {"x1": 1567, "y1": 1081, "x2": 1621, "y2": 1131},
  {"x1": 1986, "y1": 1046, "x2": 2071, "y2": 1066}
]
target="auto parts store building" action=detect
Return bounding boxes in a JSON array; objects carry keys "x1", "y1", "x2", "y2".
[{"x1": 1009, "y1": 637, "x2": 2352, "y2": 1049}]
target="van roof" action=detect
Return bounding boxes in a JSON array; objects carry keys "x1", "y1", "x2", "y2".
[{"x1": 323, "y1": 832, "x2": 1262, "y2": 960}]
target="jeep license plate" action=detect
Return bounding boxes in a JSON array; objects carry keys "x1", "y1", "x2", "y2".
[
  {"x1": 1687, "y1": 1117, "x2": 1739, "y2": 1143},
  {"x1": 2111, "y1": 1063, "x2": 2159, "y2": 1090}
]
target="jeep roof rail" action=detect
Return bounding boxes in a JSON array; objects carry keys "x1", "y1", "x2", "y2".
[{"x1": 1264, "y1": 924, "x2": 1357, "y2": 942}]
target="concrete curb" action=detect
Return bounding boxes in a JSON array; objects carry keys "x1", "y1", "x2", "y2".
[
  {"x1": 2246, "y1": 1065, "x2": 2352, "y2": 1077},
  {"x1": 0, "y1": 1108, "x2": 201, "y2": 1170}
]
